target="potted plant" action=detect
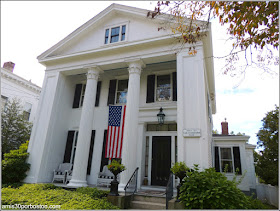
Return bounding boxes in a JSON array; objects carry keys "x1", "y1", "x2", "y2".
[
  {"x1": 107, "y1": 160, "x2": 126, "y2": 196},
  {"x1": 170, "y1": 161, "x2": 189, "y2": 202}
]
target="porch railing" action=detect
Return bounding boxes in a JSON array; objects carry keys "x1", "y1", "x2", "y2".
[
  {"x1": 124, "y1": 167, "x2": 139, "y2": 196},
  {"x1": 166, "y1": 172, "x2": 174, "y2": 209}
]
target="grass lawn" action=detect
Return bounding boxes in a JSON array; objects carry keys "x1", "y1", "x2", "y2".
[{"x1": 1, "y1": 183, "x2": 119, "y2": 210}]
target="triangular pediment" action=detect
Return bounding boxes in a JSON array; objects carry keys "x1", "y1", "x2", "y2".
[{"x1": 37, "y1": 4, "x2": 174, "y2": 62}]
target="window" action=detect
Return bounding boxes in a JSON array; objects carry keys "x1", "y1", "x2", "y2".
[
  {"x1": 145, "y1": 137, "x2": 149, "y2": 177},
  {"x1": 1, "y1": 95, "x2": 8, "y2": 110},
  {"x1": 104, "y1": 25, "x2": 126, "y2": 44},
  {"x1": 146, "y1": 123, "x2": 177, "y2": 131},
  {"x1": 80, "y1": 84, "x2": 86, "y2": 107},
  {"x1": 220, "y1": 148, "x2": 233, "y2": 173},
  {"x1": 215, "y1": 146, "x2": 242, "y2": 174},
  {"x1": 107, "y1": 79, "x2": 128, "y2": 105},
  {"x1": 72, "y1": 82, "x2": 102, "y2": 108},
  {"x1": 156, "y1": 75, "x2": 171, "y2": 101},
  {"x1": 23, "y1": 102, "x2": 32, "y2": 121},
  {"x1": 64, "y1": 130, "x2": 95, "y2": 175},
  {"x1": 146, "y1": 72, "x2": 177, "y2": 103},
  {"x1": 70, "y1": 131, "x2": 79, "y2": 164},
  {"x1": 116, "y1": 80, "x2": 128, "y2": 104}
]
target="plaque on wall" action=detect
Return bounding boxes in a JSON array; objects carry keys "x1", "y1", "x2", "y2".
[{"x1": 183, "y1": 129, "x2": 201, "y2": 137}]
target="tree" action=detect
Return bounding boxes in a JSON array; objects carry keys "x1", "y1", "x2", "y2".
[
  {"x1": 254, "y1": 105, "x2": 278, "y2": 186},
  {"x1": 2, "y1": 141, "x2": 30, "y2": 184},
  {"x1": 148, "y1": 1, "x2": 279, "y2": 75},
  {"x1": 1, "y1": 98, "x2": 32, "y2": 158}
]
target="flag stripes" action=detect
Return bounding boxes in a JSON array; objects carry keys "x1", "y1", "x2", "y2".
[{"x1": 105, "y1": 105, "x2": 126, "y2": 158}]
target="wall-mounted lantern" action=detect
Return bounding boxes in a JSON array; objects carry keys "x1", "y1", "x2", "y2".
[{"x1": 157, "y1": 107, "x2": 165, "y2": 125}]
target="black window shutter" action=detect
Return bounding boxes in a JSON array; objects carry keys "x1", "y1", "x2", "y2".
[
  {"x1": 95, "y1": 81, "x2": 102, "y2": 107},
  {"x1": 63, "y1": 131, "x2": 75, "y2": 163},
  {"x1": 172, "y1": 72, "x2": 177, "y2": 101},
  {"x1": 107, "y1": 80, "x2": 117, "y2": 105},
  {"x1": 233, "y1": 147, "x2": 242, "y2": 175},
  {"x1": 100, "y1": 130, "x2": 109, "y2": 172},
  {"x1": 214, "y1": 146, "x2": 220, "y2": 172},
  {"x1": 87, "y1": 130, "x2": 95, "y2": 175},
  {"x1": 146, "y1": 75, "x2": 155, "y2": 103},
  {"x1": 73, "y1": 84, "x2": 82, "y2": 108}
]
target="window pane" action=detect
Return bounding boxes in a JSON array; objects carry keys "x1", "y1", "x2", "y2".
[
  {"x1": 116, "y1": 91, "x2": 127, "y2": 104},
  {"x1": 105, "y1": 29, "x2": 109, "y2": 44},
  {"x1": 116, "y1": 80, "x2": 128, "y2": 104},
  {"x1": 121, "y1": 25, "x2": 126, "y2": 41},
  {"x1": 111, "y1": 27, "x2": 120, "y2": 36},
  {"x1": 110, "y1": 27, "x2": 120, "y2": 43},
  {"x1": 105, "y1": 29, "x2": 109, "y2": 36},
  {"x1": 221, "y1": 160, "x2": 233, "y2": 173},
  {"x1": 118, "y1": 80, "x2": 128, "y2": 91},
  {"x1": 145, "y1": 137, "x2": 149, "y2": 177},
  {"x1": 156, "y1": 75, "x2": 171, "y2": 101},
  {"x1": 220, "y1": 148, "x2": 232, "y2": 159}
]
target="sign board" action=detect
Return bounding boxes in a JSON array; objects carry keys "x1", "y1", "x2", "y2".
[{"x1": 183, "y1": 129, "x2": 201, "y2": 137}]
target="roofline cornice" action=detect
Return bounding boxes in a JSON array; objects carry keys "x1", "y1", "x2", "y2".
[
  {"x1": 213, "y1": 135, "x2": 250, "y2": 142},
  {"x1": 1, "y1": 68, "x2": 41, "y2": 94},
  {"x1": 37, "y1": 3, "x2": 208, "y2": 61}
]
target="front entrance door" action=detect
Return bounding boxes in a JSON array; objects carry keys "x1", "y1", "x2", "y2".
[{"x1": 151, "y1": 136, "x2": 171, "y2": 186}]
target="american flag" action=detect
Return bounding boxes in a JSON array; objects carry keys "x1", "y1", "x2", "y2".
[{"x1": 105, "y1": 105, "x2": 126, "y2": 158}]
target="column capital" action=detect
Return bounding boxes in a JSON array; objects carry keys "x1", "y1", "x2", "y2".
[
  {"x1": 84, "y1": 66, "x2": 103, "y2": 80},
  {"x1": 126, "y1": 59, "x2": 145, "y2": 75}
]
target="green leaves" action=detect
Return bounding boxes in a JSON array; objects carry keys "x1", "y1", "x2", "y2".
[
  {"x1": 255, "y1": 105, "x2": 279, "y2": 186},
  {"x1": 2, "y1": 141, "x2": 30, "y2": 184},
  {"x1": 1, "y1": 184, "x2": 119, "y2": 210},
  {"x1": 1, "y1": 98, "x2": 32, "y2": 157},
  {"x1": 179, "y1": 165, "x2": 258, "y2": 209}
]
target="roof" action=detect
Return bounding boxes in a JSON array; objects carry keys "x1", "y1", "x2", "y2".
[
  {"x1": 37, "y1": 3, "x2": 153, "y2": 61},
  {"x1": 36, "y1": 3, "x2": 216, "y2": 112},
  {"x1": 213, "y1": 134, "x2": 250, "y2": 142},
  {"x1": 1, "y1": 67, "x2": 41, "y2": 94}
]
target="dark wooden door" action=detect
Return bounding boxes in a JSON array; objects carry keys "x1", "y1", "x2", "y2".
[{"x1": 151, "y1": 136, "x2": 171, "y2": 186}]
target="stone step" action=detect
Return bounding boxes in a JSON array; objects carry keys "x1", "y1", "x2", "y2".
[
  {"x1": 130, "y1": 200, "x2": 166, "y2": 210},
  {"x1": 133, "y1": 194, "x2": 166, "y2": 204}
]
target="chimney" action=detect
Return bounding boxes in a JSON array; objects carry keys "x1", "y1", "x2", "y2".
[
  {"x1": 3, "y1": 62, "x2": 15, "y2": 72},
  {"x1": 221, "y1": 118, "x2": 228, "y2": 135}
]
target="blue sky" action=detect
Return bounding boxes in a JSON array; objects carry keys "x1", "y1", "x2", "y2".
[{"x1": 1, "y1": 1, "x2": 279, "y2": 148}]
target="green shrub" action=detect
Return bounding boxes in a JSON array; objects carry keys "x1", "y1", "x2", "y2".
[
  {"x1": 76, "y1": 187, "x2": 109, "y2": 199},
  {"x1": 2, "y1": 141, "x2": 30, "y2": 184},
  {"x1": 1, "y1": 184, "x2": 119, "y2": 210},
  {"x1": 170, "y1": 161, "x2": 189, "y2": 180},
  {"x1": 180, "y1": 165, "x2": 250, "y2": 209}
]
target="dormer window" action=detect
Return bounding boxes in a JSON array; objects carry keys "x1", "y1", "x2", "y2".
[{"x1": 104, "y1": 25, "x2": 126, "y2": 44}]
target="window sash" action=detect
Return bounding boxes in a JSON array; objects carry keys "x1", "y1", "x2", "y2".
[
  {"x1": 105, "y1": 25, "x2": 126, "y2": 44},
  {"x1": 155, "y1": 74, "x2": 172, "y2": 101},
  {"x1": 70, "y1": 131, "x2": 79, "y2": 164},
  {"x1": 219, "y1": 147, "x2": 235, "y2": 173},
  {"x1": 79, "y1": 84, "x2": 86, "y2": 107},
  {"x1": 110, "y1": 27, "x2": 120, "y2": 43},
  {"x1": 115, "y1": 79, "x2": 128, "y2": 104}
]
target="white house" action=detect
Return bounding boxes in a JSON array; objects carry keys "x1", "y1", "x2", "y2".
[
  {"x1": 25, "y1": 4, "x2": 256, "y2": 195},
  {"x1": 1, "y1": 62, "x2": 41, "y2": 122}
]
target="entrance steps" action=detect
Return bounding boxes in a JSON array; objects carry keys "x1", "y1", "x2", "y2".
[{"x1": 130, "y1": 194, "x2": 166, "y2": 210}]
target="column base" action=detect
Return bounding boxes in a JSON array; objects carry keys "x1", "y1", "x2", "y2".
[{"x1": 67, "y1": 179, "x2": 88, "y2": 187}]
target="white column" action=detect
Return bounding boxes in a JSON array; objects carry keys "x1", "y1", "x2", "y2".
[
  {"x1": 119, "y1": 60, "x2": 145, "y2": 189},
  {"x1": 68, "y1": 67, "x2": 102, "y2": 187}
]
